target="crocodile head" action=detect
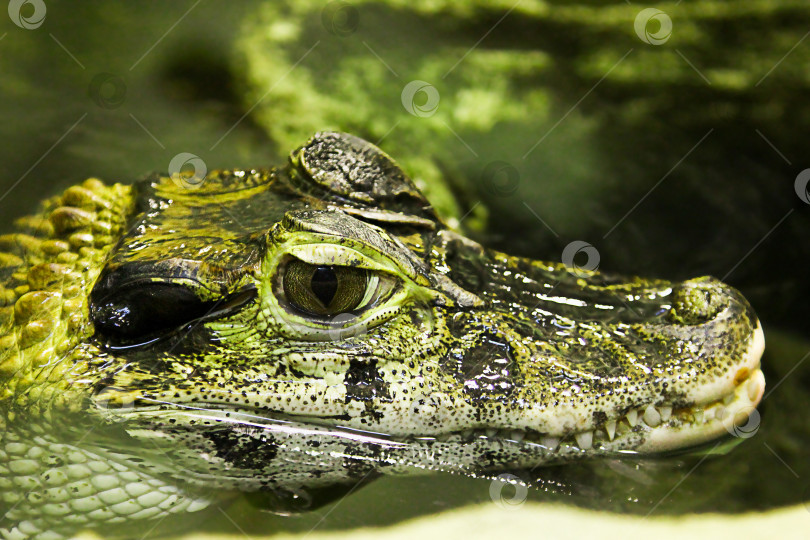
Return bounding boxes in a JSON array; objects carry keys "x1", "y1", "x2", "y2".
[
  {"x1": 0, "y1": 132, "x2": 764, "y2": 532},
  {"x1": 79, "y1": 132, "x2": 765, "y2": 503}
]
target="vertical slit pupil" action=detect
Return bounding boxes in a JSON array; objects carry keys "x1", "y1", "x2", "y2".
[{"x1": 311, "y1": 266, "x2": 339, "y2": 307}]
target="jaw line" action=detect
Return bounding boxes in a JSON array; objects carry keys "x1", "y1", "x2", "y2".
[
  {"x1": 111, "y1": 325, "x2": 765, "y2": 459},
  {"x1": 634, "y1": 323, "x2": 765, "y2": 453},
  {"x1": 478, "y1": 323, "x2": 767, "y2": 456},
  {"x1": 411, "y1": 323, "x2": 766, "y2": 457}
]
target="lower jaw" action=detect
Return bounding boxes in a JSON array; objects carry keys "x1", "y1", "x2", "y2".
[
  {"x1": 135, "y1": 327, "x2": 766, "y2": 460},
  {"x1": 409, "y1": 366, "x2": 766, "y2": 457},
  {"x1": 166, "y1": 363, "x2": 765, "y2": 457},
  {"x1": 634, "y1": 367, "x2": 765, "y2": 453},
  {"x1": 468, "y1": 324, "x2": 768, "y2": 456}
]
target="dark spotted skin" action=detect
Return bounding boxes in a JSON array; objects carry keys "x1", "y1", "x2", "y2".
[{"x1": 0, "y1": 132, "x2": 764, "y2": 539}]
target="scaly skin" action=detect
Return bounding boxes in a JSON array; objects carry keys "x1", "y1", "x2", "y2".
[{"x1": 0, "y1": 133, "x2": 764, "y2": 539}]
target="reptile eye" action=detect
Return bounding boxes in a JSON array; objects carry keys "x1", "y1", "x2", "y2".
[
  {"x1": 91, "y1": 283, "x2": 255, "y2": 343},
  {"x1": 282, "y1": 260, "x2": 368, "y2": 316}
]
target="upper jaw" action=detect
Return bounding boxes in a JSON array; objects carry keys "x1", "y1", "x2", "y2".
[
  {"x1": 391, "y1": 322, "x2": 766, "y2": 456},
  {"x1": 419, "y1": 242, "x2": 768, "y2": 455},
  {"x1": 429, "y1": 318, "x2": 766, "y2": 456}
]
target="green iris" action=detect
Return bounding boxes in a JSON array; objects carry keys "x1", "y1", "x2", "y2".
[{"x1": 282, "y1": 259, "x2": 368, "y2": 316}]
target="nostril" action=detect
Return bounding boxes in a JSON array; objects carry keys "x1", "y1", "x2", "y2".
[{"x1": 667, "y1": 276, "x2": 726, "y2": 325}]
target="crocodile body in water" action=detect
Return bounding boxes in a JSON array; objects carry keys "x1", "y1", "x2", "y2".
[{"x1": 0, "y1": 132, "x2": 764, "y2": 539}]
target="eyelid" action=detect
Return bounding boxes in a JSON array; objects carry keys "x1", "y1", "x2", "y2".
[
  {"x1": 356, "y1": 274, "x2": 380, "y2": 310},
  {"x1": 285, "y1": 244, "x2": 401, "y2": 277}
]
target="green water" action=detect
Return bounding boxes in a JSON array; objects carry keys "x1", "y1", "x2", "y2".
[{"x1": 1, "y1": 1, "x2": 809, "y2": 536}]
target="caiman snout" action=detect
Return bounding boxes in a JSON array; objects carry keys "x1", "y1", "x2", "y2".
[{"x1": 420, "y1": 242, "x2": 766, "y2": 458}]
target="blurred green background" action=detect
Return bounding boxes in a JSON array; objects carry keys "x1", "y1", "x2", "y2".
[{"x1": 2, "y1": 0, "x2": 810, "y2": 537}]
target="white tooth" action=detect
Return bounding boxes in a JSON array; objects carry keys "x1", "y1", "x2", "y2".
[
  {"x1": 605, "y1": 420, "x2": 616, "y2": 441},
  {"x1": 626, "y1": 409, "x2": 639, "y2": 427},
  {"x1": 541, "y1": 436, "x2": 560, "y2": 450},
  {"x1": 704, "y1": 407, "x2": 716, "y2": 421},
  {"x1": 748, "y1": 374, "x2": 763, "y2": 401},
  {"x1": 747, "y1": 382, "x2": 758, "y2": 401},
  {"x1": 715, "y1": 406, "x2": 728, "y2": 421},
  {"x1": 485, "y1": 429, "x2": 497, "y2": 438},
  {"x1": 659, "y1": 406, "x2": 672, "y2": 422},
  {"x1": 643, "y1": 405, "x2": 661, "y2": 427},
  {"x1": 510, "y1": 430, "x2": 525, "y2": 442},
  {"x1": 575, "y1": 431, "x2": 593, "y2": 450},
  {"x1": 693, "y1": 409, "x2": 704, "y2": 423}
]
